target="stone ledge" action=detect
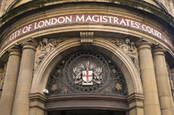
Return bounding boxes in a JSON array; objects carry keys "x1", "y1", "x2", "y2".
[
  {"x1": 29, "y1": 92, "x2": 47, "y2": 103},
  {"x1": 29, "y1": 93, "x2": 47, "y2": 110},
  {"x1": 0, "y1": 0, "x2": 174, "y2": 32},
  {"x1": 127, "y1": 92, "x2": 144, "y2": 104},
  {"x1": 127, "y1": 93, "x2": 144, "y2": 110}
]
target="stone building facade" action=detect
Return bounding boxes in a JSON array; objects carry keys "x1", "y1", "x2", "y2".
[{"x1": 0, "y1": 0, "x2": 174, "y2": 115}]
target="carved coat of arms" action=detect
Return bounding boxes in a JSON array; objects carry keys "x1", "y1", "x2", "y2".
[{"x1": 73, "y1": 61, "x2": 102, "y2": 86}]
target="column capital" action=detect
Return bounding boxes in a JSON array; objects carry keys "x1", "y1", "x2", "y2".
[
  {"x1": 22, "y1": 40, "x2": 37, "y2": 51},
  {"x1": 8, "y1": 46, "x2": 21, "y2": 56},
  {"x1": 136, "y1": 41, "x2": 151, "y2": 50},
  {"x1": 152, "y1": 47, "x2": 165, "y2": 56}
]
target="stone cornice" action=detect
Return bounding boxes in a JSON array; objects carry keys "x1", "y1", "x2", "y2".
[{"x1": 0, "y1": 0, "x2": 174, "y2": 33}]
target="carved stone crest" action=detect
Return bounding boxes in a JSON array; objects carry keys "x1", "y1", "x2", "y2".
[{"x1": 73, "y1": 61, "x2": 102, "y2": 86}]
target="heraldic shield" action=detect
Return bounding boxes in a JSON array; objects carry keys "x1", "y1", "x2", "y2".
[
  {"x1": 82, "y1": 70, "x2": 93, "y2": 85},
  {"x1": 73, "y1": 60, "x2": 102, "y2": 86}
]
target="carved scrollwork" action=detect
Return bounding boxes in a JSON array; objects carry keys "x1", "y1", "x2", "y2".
[{"x1": 109, "y1": 38, "x2": 139, "y2": 70}]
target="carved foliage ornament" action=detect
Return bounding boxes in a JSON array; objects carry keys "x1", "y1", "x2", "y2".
[
  {"x1": 47, "y1": 50, "x2": 128, "y2": 96},
  {"x1": 110, "y1": 38, "x2": 139, "y2": 70},
  {"x1": 35, "y1": 38, "x2": 63, "y2": 69}
]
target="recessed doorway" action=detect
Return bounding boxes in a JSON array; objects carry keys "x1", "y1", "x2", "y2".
[
  {"x1": 46, "y1": 47, "x2": 129, "y2": 115},
  {"x1": 48, "y1": 109, "x2": 126, "y2": 115}
]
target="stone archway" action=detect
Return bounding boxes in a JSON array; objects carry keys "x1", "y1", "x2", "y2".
[{"x1": 29, "y1": 38, "x2": 144, "y2": 115}]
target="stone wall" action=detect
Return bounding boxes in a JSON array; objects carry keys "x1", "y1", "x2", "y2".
[{"x1": 0, "y1": 0, "x2": 174, "y2": 17}]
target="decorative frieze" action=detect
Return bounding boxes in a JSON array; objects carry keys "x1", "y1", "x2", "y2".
[{"x1": 2, "y1": 13, "x2": 172, "y2": 50}]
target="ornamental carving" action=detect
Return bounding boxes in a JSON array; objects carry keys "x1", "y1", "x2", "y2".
[
  {"x1": 110, "y1": 38, "x2": 139, "y2": 70},
  {"x1": 34, "y1": 38, "x2": 63, "y2": 69},
  {"x1": 46, "y1": 50, "x2": 128, "y2": 96}
]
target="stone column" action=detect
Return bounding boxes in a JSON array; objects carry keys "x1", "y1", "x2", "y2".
[
  {"x1": 153, "y1": 47, "x2": 174, "y2": 115},
  {"x1": 0, "y1": 47, "x2": 20, "y2": 115},
  {"x1": 137, "y1": 42, "x2": 161, "y2": 115},
  {"x1": 12, "y1": 41, "x2": 36, "y2": 115}
]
